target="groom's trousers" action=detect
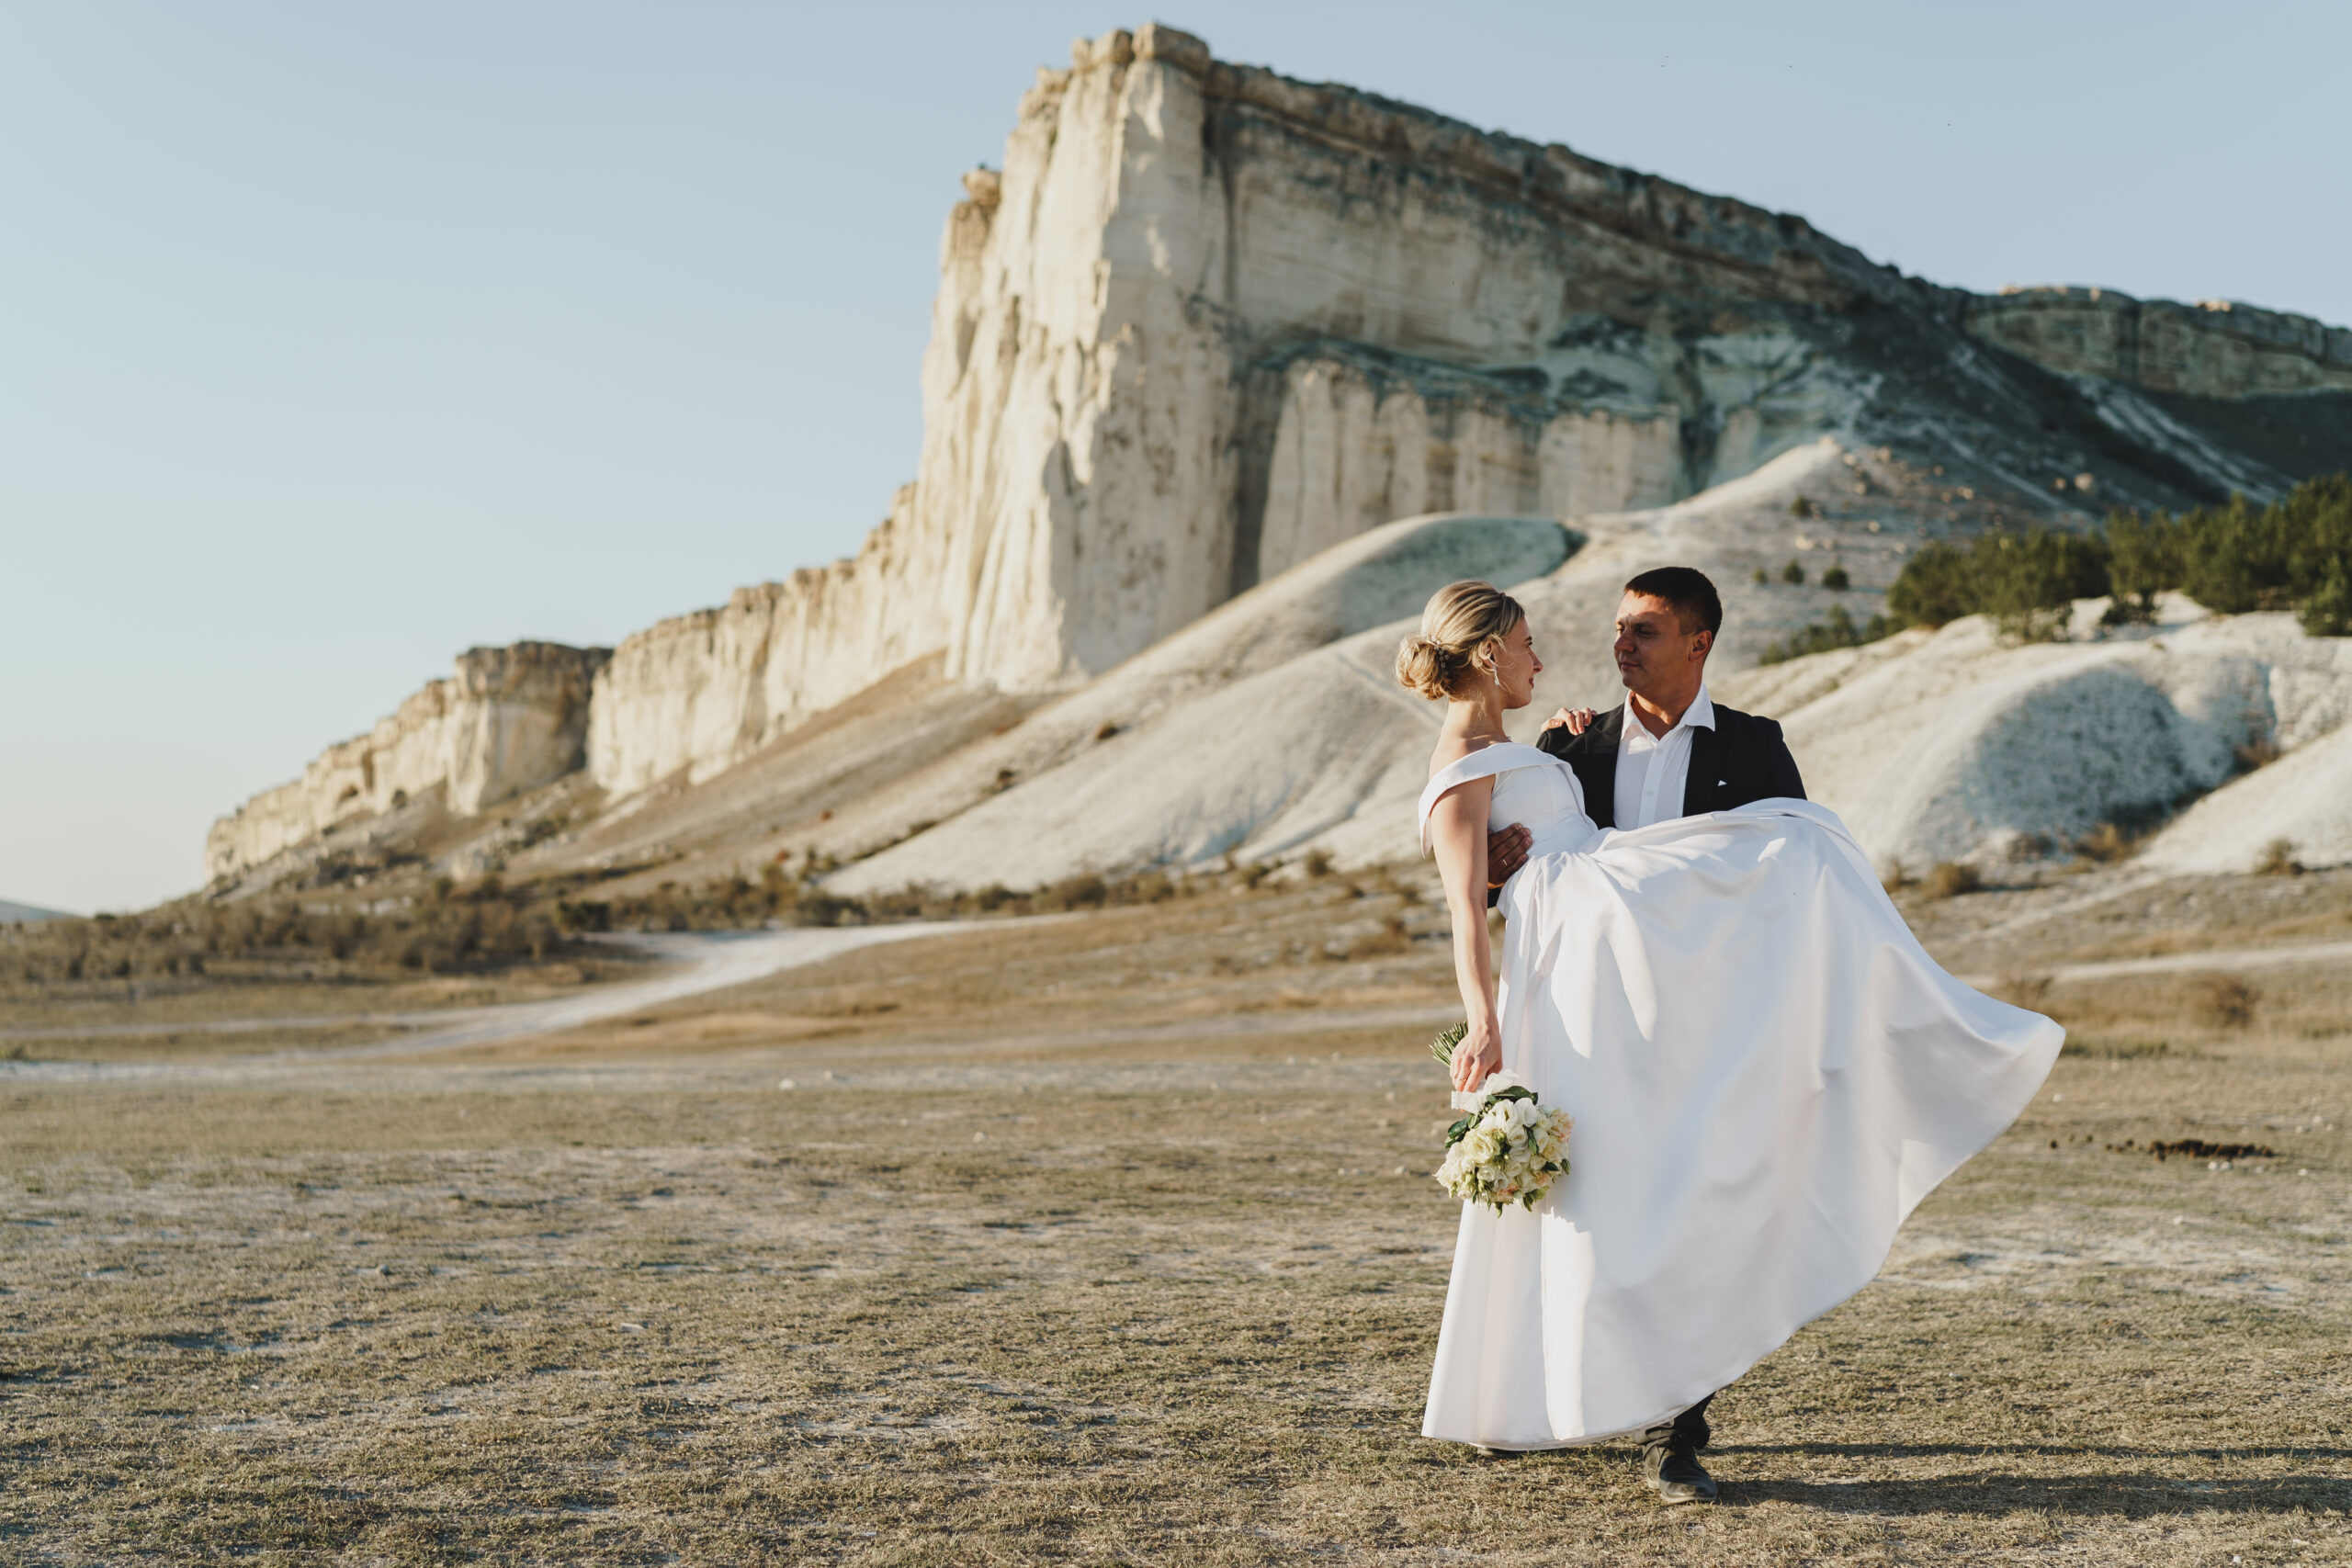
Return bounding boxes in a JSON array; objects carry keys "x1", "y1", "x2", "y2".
[{"x1": 1638, "y1": 1392, "x2": 1713, "y2": 1454}]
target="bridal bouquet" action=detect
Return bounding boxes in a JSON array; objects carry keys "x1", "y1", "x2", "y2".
[{"x1": 1429, "y1": 1021, "x2": 1573, "y2": 1213}]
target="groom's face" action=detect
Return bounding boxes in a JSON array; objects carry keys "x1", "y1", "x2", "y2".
[{"x1": 1612, "y1": 592, "x2": 1713, "y2": 701}]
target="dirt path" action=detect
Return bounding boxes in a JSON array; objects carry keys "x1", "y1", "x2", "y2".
[
  {"x1": 313, "y1": 924, "x2": 962, "y2": 1059},
  {"x1": 0, "y1": 924, "x2": 955, "y2": 1055}
]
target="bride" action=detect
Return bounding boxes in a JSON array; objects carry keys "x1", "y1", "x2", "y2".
[{"x1": 1400, "y1": 577, "x2": 2061, "y2": 1503}]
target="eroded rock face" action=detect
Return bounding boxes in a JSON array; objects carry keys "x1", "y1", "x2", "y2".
[
  {"x1": 204, "y1": 644, "x2": 607, "y2": 880},
  {"x1": 1966, "y1": 287, "x2": 2352, "y2": 400}
]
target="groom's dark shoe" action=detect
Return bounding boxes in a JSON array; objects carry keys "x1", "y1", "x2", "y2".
[
  {"x1": 1641, "y1": 1444, "x2": 1718, "y2": 1505},
  {"x1": 1638, "y1": 1393, "x2": 1718, "y2": 1505}
]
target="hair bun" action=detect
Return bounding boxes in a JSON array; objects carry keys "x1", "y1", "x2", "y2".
[
  {"x1": 1395, "y1": 580, "x2": 1525, "y2": 701},
  {"x1": 1395, "y1": 633, "x2": 1458, "y2": 700}
]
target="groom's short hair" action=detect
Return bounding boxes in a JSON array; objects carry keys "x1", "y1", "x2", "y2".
[{"x1": 1623, "y1": 567, "x2": 1722, "y2": 637}]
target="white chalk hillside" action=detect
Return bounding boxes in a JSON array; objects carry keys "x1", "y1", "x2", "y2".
[
  {"x1": 2139, "y1": 718, "x2": 2352, "y2": 874},
  {"x1": 826, "y1": 512, "x2": 1571, "y2": 893},
  {"x1": 822, "y1": 443, "x2": 1826, "y2": 894},
  {"x1": 518, "y1": 440, "x2": 1921, "y2": 895},
  {"x1": 1717, "y1": 603, "x2": 2352, "y2": 877},
  {"x1": 831, "y1": 495, "x2": 2352, "y2": 893},
  {"x1": 202, "y1": 431, "x2": 2351, "y2": 901}
]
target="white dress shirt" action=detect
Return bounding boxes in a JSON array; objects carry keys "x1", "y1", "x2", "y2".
[{"x1": 1613, "y1": 685, "x2": 1716, "y2": 829}]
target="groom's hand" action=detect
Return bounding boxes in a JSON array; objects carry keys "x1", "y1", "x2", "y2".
[
  {"x1": 1542, "y1": 705, "x2": 1598, "y2": 735},
  {"x1": 1486, "y1": 824, "x2": 1532, "y2": 886}
]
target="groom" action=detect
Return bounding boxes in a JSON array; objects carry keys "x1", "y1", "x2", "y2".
[{"x1": 1485, "y1": 564, "x2": 1806, "y2": 1506}]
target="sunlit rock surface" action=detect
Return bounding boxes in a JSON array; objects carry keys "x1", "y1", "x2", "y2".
[{"x1": 204, "y1": 644, "x2": 606, "y2": 880}]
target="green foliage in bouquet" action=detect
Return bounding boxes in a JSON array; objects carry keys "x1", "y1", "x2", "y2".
[
  {"x1": 1443, "y1": 1081, "x2": 1539, "y2": 1150},
  {"x1": 1426, "y1": 1020, "x2": 1573, "y2": 1211}
]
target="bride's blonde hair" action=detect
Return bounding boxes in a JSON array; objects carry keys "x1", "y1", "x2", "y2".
[{"x1": 1396, "y1": 580, "x2": 1524, "y2": 699}]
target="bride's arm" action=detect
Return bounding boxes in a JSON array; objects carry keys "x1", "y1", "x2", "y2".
[{"x1": 1427, "y1": 778, "x2": 1503, "y2": 1094}]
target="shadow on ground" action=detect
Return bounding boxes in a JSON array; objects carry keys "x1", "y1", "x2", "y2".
[{"x1": 1725, "y1": 1447, "x2": 2352, "y2": 1517}]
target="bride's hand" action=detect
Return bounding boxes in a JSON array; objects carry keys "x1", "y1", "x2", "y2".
[
  {"x1": 1451, "y1": 1020, "x2": 1503, "y2": 1094},
  {"x1": 1542, "y1": 705, "x2": 1598, "y2": 735}
]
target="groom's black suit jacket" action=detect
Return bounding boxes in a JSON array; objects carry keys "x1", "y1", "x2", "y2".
[
  {"x1": 1486, "y1": 700, "x2": 1806, "y2": 906},
  {"x1": 1536, "y1": 702, "x2": 1807, "y2": 829}
]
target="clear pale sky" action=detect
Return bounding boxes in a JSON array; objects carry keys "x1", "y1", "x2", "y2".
[{"x1": 6, "y1": 2, "x2": 2346, "y2": 915}]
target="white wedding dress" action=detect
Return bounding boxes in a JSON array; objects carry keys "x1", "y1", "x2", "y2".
[{"x1": 1416, "y1": 743, "x2": 2062, "y2": 1449}]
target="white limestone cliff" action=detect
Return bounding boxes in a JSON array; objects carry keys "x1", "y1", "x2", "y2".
[
  {"x1": 208, "y1": 24, "x2": 2352, "y2": 884},
  {"x1": 204, "y1": 643, "x2": 606, "y2": 880},
  {"x1": 582, "y1": 485, "x2": 940, "y2": 797},
  {"x1": 577, "y1": 26, "x2": 2351, "y2": 803},
  {"x1": 582, "y1": 21, "x2": 1888, "y2": 797}
]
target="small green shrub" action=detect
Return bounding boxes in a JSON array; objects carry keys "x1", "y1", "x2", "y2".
[{"x1": 1885, "y1": 540, "x2": 1974, "y2": 628}]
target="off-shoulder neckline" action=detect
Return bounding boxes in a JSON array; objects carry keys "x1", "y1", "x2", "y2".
[{"x1": 1425, "y1": 739, "x2": 1555, "y2": 779}]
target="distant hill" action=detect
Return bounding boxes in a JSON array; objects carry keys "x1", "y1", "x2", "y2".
[{"x1": 0, "y1": 898, "x2": 74, "y2": 925}]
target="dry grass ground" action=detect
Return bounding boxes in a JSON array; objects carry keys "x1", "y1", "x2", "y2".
[
  {"x1": 4, "y1": 866, "x2": 2350, "y2": 1564},
  {"x1": 1900, "y1": 864, "x2": 2352, "y2": 976}
]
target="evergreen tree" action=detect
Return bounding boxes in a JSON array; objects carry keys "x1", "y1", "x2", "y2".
[
  {"x1": 2301, "y1": 557, "x2": 2352, "y2": 637},
  {"x1": 1885, "y1": 541, "x2": 1974, "y2": 627},
  {"x1": 2178, "y1": 494, "x2": 2288, "y2": 613},
  {"x1": 2099, "y1": 509, "x2": 2180, "y2": 625}
]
